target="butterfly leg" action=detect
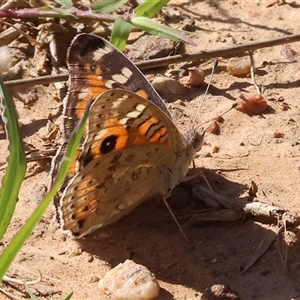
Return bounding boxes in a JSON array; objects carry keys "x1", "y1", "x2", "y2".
[
  {"x1": 189, "y1": 160, "x2": 232, "y2": 209},
  {"x1": 163, "y1": 197, "x2": 189, "y2": 242}
]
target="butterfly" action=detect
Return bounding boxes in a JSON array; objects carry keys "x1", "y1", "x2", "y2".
[{"x1": 52, "y1": 33, "x2": 204, "y2": 238}]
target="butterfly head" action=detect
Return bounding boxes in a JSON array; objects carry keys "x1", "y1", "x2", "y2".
[{"x1": 184, "y1": 127, "x2": 205, "y2": 154}]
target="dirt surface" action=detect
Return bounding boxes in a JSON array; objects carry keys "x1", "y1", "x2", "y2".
[{"x1": 1, "y1": 1, "x2": 300, "y2": 300}]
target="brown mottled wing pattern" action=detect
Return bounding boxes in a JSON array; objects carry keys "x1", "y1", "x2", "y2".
[
  {"x1": 65, "y1": 33, "x2": 171, "y2": 139},
  {"x1": 51, "y1": 33, "x2": 170, "y2": 184},
  {"x1": 59, "y1": 90, "x2": 186, "y2": 237}
]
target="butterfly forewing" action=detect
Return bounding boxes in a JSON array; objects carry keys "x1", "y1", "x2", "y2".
[
  {"x1": 51, "y1": 33, "x2": 171, "y2": 185},
  {"x1": 65, "y1": 33, "x2": 171, "y2": 139}
]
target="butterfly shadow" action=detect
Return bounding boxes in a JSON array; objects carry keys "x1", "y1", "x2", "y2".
[{"x1": 73, "y1": 167, "x2": 300, "y2": 298}]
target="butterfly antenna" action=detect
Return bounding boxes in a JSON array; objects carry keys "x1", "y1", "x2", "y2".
[{"x1": 192, "y1": 59, "x2": 218, "y2": 129}]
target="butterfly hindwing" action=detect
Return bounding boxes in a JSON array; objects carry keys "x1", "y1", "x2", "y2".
[
  {"x1": 77, "y1": 89, "x2": 183, "y2": 168},
  {"x1": 59, "y1": 90, "x2": 184, "y2": 237}
]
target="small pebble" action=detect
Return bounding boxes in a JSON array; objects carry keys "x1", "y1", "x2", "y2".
[
  {"x1": 181, "y1": 18, "x2": 196, "y2": 31},
  {"x1": 280, "y1": 44, "x2": 300, "y2": 62},
  {"x1": 202, "y1": 284, "x2": 240, "y2": 300},
  {"x1": 87, "y1": 255, "x2": 94, "y2": 262},
  {"x1": 0, "y1": 46, "x2": 13, "y2": 75},
  {"x1": 69, "y1": 247, "x2": 82, "y2": 257},
  {"x1": 88, "y1": 276, "x2": 99, "y2": 283},
  {"x1": 281, "y1": 102, "x2": 290, "y2": 111},
  {"x1": 227, "y1": 57, "x2": 251, "y2": 76},
  {"x1": 273, "y1": 131, "x2": 284, "y2": 138},
  {"x1": 152, "y1": 76, "x2": 186, "y2": 96},
  {"x1": 128, "y1": 35, "x2": 175, "y2": 61},
  {"x1": 235, "y1": 94, "x2": 267, "y2": 116},
  {"x1": 180, "y1": 68, "x2": 205, "y2": 86},
  {"x1": 212, "y1": 146, "x2": 220, "y2": 154},
  {"x1": 98, "y1": 259, "x2": 160, "y2": 300},
  {"x1": 206, "y1": 120, "x2": 220, "y2": 135}
]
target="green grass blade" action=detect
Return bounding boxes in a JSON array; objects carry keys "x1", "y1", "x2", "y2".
[
  {"x1": 0, "y1": 99, "x2": 92, "y2": 282},
  {"x1": 0, "y1": 77, "x2": 26, "y2": 241},
  {"x1": 110, "y1": 16, "x2": 134, "y2": 50},
  {"x1": 25, "y1": 283, "x2": 40, "y2": 300},
  {"x1": 131, "y1": 16, "x2": 196, "y2": 46},
  {"x1": 63, "y1": 292, "x2": 73, "y2": 300},
  {"x1": 135, "y1": 0, "x2": 170, "y2": 18},
  {"x1": 90, "y1": 0, "x2": 127, "y2": 13}
]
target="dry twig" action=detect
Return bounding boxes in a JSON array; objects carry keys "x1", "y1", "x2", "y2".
[
  {"x1": 4, "y1": 33, "x2": 300, "y2": 88},
  {"x1": 3, "y1": 270, "x2": 42, "y2": 286},
  {"x1": 187, "y1": 185, "x2": 300, "y2": 226}
]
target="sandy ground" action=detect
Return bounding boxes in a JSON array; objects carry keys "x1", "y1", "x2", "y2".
[{"x1": 1, "y1": 1, "x2": 300, "y2": 299}]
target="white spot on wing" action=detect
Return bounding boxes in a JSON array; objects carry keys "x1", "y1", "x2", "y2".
[
  {"x1": 121, "y1": 67, "x2": 133, "y2": 78},
  {"x1": 126, "y1": 110, "x2": 142, "y2": 118},
  {"x1": 111, "y1": 98, "x2": 124, "y2": 109},
  {"x1": 112, "y1": 74, "x2": 129, "y2": 84},
  {"x1": 104, "y1": 67, "x2": 133, "y2": 88},
  {"x1": 119, "y1": 117, "x2": 129, "y2": 125},
  {"x1": 93, "y1": 47, "x2": 109, "y2": 61},
  {"x1": 105, "y1": 80, "x2": 115, "y2": 89},
  {"x1": 136, "y1": 103, "x2": 146, "y2": 112}
]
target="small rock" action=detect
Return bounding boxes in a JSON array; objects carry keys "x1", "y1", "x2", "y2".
[
  {"x1": 33, "y1": 184, "x2": 47, "y2": 204},
  {"x1": 180, "y1": 68, "x2": 205, "y2": 86},
  {"x1": 280, "y1": 44, "x2": 300, "y2": 62},
  {"x1": 69, "y1": 246, "x2": 82, "y2": 257},
  {"x1": 0, "y1": 46, "x2": 14, "y2": 75},
  {"x1": 0, "y1": 46, "x2": 27, "y2": 80},
  {"x1": 98, "y1": 259, "x2": 160, "y2": 300},
  {"x1": 227, "y1": 57, "x2": 251, "y2": 76},
  {"x1": 87, "y1": 255, "x2": 94, "y2": 262},
  {"x1": 181, "y1": 18, "x2": 196, "y2": 31},
  {"x1": 235, "y1": 94, "x2": 267, "y2": 116},
  {"x1": 202, "y1": 284, "x2": 240, "y2": 300},
  {"x1": 161, "y1": 6, "x2": 181, "y2": 19},
  {"x1": 128, "y1": 35, "x2": 175, "y2": 61},
  {"x1": 212, "y1": 146, "x2": 220, "y2": 154},
  {"x1": 24, "y1": 88, "x2": 39, "y2": 106},
  {"x1": 88, "y1": 275, "x2": 99, "y2": 283},
  {"x1": 152, "y1": 76, "x2": 186, "y2": 96},
  {"x1": 273, "y1": 131, "x2": 284, "y2": 138},
  {"x1": 206, "y1": 120, "x2": 220, "y2": 135}
]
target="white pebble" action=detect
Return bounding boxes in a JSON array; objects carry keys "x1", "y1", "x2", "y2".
[
  {"x1": 0, "y1": 46, "x2": 13, "y2": 75},
  {"x1": 98, "y1": 259, "x2": 160, "y2": 300}
]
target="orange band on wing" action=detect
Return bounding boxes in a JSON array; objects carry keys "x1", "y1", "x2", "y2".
[
  {"x1": 135, "y1": 89, "x2": 150, "y2": 100},
  {"x1": 149, "y1": 126, "x2": 168, "y2": 145},
  {"x1": 68, "y1": 150, "x2": 81, "y2": 176},
  {"x1": 74, "y1": 64, "x2": 107, "y2": 119},
  {"x1": 138, "y1": 116, "x2": 159, "y2": 136}
]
